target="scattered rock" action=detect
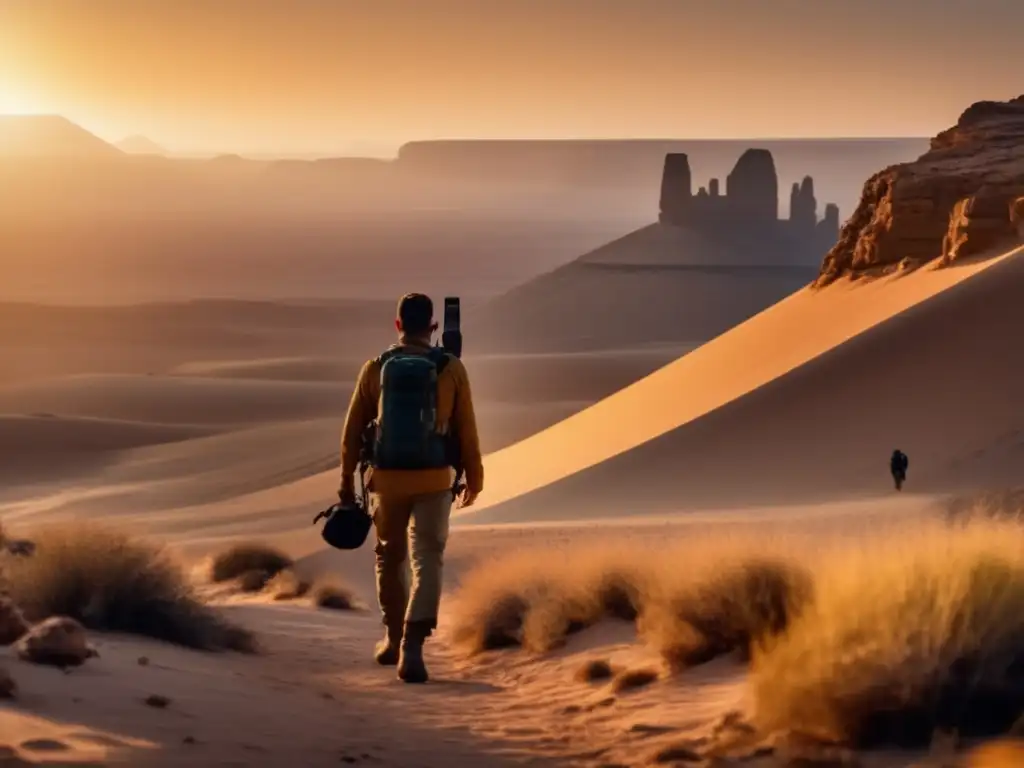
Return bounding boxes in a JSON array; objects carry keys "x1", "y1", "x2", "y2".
[
  {"x1": 144, "y1": 694, "x2": 171, "y2": 709},
  {"x1": 138, "y1": 656, "x2": 150, "y2": 666},
  {"x1": 575, "y1": 658, "x2": 614, "y2": 683},
  {"x1": 0, "y1": 597, "x2": 29, "y2": 645},
  {"x1": 610, "y1": 667, "x2": 659, "y2": 693},
  {"x1": 15, "y1": 617, "x2": 95, "y2": 667},
  {"x1": 182, "y1": 736, "x2": 196, "y2": 745}
]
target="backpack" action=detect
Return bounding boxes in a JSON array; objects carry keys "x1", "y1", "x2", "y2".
[{"x1": 370, "y1": 347, "x2": 453, "y2": 471}]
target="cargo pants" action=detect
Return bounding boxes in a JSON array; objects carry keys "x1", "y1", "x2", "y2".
[{"x1": 371, "y1": 490, "x2": 453, "y2": 632}]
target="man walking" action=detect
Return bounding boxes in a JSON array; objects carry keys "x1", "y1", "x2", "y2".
[{"x1": 340, "y1": 293, "x2": 483, "y2": 683}]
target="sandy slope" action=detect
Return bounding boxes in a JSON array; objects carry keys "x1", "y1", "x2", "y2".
[
  {"x1": 55, "y1": 244, "x2": 1019, "y2": 553},
  {"x1": 462, "y1": 245, "x2": 1024, "y2": 522}
]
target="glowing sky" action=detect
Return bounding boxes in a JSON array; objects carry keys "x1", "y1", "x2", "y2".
[{"x1": 2, "y1": 0, "x2": 1022, "y2": 154}]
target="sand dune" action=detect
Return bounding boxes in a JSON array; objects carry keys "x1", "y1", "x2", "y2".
[
  {"x1": 87, "y1": 248, "x2": 1018, "y2": 553},
  {"x1": 0, "y1": 414, "x2": 209, "y2": 490},
  {"x1": 463, "y1": 245, "x2": 1024, "y2": 522},
  {"x1": 0, "y1": 374, "x2": 348, "y2": 427},
  {"x1": 472, "y1": 224, "x2": 818, "y2": 353}
]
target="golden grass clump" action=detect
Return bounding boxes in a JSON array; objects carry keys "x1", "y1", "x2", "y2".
[
  {"x1": 312, "y1": 578, "x2": 357, "y2": 611},
  {"x1": 5, "y1": 523, "x2": 255, "y2": 652},
  {"x1": 209, "y1": 542, "x2": 293, "y2": 584},
  {"x1": 752, "y1": 521, "x2": 1024, "y2": 747},
  {"x1": 945, "y1": 488, "x2": 1024, "y2": 524},
  {"x1": 448, "y1": 536, "x2": 811, "y2": 665},
  {"x1": 267, "y1": 569, "x2": 311, "y2": 601},
  {"x1": 449, "y1": 546, "x2": 653, "y2": 654}
]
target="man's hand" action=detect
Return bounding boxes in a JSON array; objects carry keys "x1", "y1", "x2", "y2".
[
  {"x1": 338, "y1": 478, "x2": 357, "y2": 506},
  {"x1": 456, "y1": 487, "x2": 479, "y2": 509}
]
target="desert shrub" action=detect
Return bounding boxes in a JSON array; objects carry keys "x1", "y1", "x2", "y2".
[
  {"x1": 752, "y1": 521, "x2": 1024, "y2": 748},
  {"x1": 209, "y1": 543, "x2": 292, "y2": 584},
  {"x1": 313, "y1": 578, "x2": 357, "y2": 611},
  {"x1": 449, "y1": 538, "x2": 810, "y2": 663},
  {"x1": 5, "y1": 523, "x2": 255, "y2": 652},
  {"x1": 237, "y1": 570, "x2": 271, "y2": 593},
  {"x1": 267, "y1": 569, "x2": 311, "y2": 601},
  {"x1": 945, "y1": 488, "x2": 1024, "y2": 524},
  {"x1": 449, "y1": 546, "x2": 647, "y2": 654},
  {"x1": 642, "y1": 557, "x2": 814, "y2": 671}
]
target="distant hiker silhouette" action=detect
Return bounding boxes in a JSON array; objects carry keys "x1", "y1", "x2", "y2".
[{"x1": 890, "y1": 449, "x2": 909, "y2": 491}]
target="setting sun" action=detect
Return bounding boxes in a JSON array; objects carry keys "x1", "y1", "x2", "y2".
[{"x1": 0, "y1": 79, "x2": 41, "y2": 115}]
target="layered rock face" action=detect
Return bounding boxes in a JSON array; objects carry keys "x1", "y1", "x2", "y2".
[
  {"x1": 658, "y1": 149, "x2": 839, "y2": 263},
  {"x1": 817, "y1": 95, "x2": 1024, "y2": 286}
]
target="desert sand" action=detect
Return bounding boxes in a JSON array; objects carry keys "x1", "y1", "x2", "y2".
[{"x1": 3, "y1": 235, "x2": 1022, "y2": 766}]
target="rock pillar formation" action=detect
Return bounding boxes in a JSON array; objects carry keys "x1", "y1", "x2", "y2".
[
  {"x1": 726, "y1": 149, "x2": 778, "y2": 223},
  {"x1": 659, "y1": 153, "x2": 692, "y2": 225}
]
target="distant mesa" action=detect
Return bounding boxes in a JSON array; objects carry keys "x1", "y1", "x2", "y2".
[
  {"x1": 659, "y1": 148, "x2": 840, "y2": 263},
  {"x1": 818, "y1": 94, "x2": 1024, "y2": 286},
  {"x1": 472, "y1": 146, "x2": 835, "y2": 354},
  {"x1": 116, "y1": 135, "x2": 167, "y2": 155},
  {"x1": 0, "y1": 114, "x2": 122, "y2": 157}
]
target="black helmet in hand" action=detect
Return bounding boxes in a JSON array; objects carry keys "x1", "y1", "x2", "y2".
[{"x1": 313, "y1": 500, "x2": 372, "y2": 550}]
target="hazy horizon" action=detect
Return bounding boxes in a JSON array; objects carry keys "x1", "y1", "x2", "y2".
[{"x1": 2, "y1": 0, "x2": 1021, "y2": 155}]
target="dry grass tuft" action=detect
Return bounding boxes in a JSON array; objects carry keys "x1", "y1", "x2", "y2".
[
  {"x1": 267, "y1": 569, "x2": 311, "y2": 601},
  {"x1": 4, "y1": 523, "x2": 255, "y2": 652},
  {"x1": 752, "y1": 521, "x2": 1024, "y2": 748},
  {"x1": 237, "y1": 570, "x2": 271, "y2": 593},
  {"x1": 643, "y1": 557, "x2": 814, "y2": 672},
  {"x1": 945, "y1": 488, "x2": 1024, "y2": 524},
  {"x1": 209, "y1": 543, "x2": 292, "y2": 584},
  {"x1": 452, "y1": 519, "x2": 1024, "y2": 749},
  {"x1": 449, "y1": 539, "x2": 810, "y2": 665},
  {"x1": 449, "y1": 546, "x2": 657, "y2": 654},
  {"x1": 312, "y1": 578, "x2": 357, "y2": 611}
]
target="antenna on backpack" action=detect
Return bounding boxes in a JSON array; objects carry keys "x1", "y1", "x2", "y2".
[{"x1": 441, "y1": 297, "x2": 462, "y2": 359}]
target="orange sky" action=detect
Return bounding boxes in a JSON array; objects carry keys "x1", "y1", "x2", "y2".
[{"x1": 2, "y1": 0, "x2": 1022, "y2": 155}]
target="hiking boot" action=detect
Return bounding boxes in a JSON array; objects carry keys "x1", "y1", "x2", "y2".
[
  {"x1": 373, "y1": 624, "x2": 403, "y2": 666},
  {"x1": 397, "y1": 620, "x2": 432, "y2": 684}
]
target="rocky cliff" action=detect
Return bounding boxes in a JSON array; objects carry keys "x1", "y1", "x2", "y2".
[{"x1": 817, "y1": 95, "x2": 1024, "y2": 286}]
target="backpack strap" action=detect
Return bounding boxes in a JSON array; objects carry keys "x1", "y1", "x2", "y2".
[{"x1": 426, "y1": 346, "x2": 453, "y2": 375}]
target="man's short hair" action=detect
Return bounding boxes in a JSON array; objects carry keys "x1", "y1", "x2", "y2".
[{"x1": 397, "y1": 293, "x2": 434, "y2": 336}]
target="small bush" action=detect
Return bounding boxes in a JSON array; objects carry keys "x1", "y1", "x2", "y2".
[
  {"x1": 752, "y1": 522, "x2": 1024, "y2": 748},
  {"x1": 448, "y1": 541, "x2": 810, "y2": 664},
  {"x1": 209, "y1": 543, "x2": 292, "y2": 584},
  {"x1": 313, "y1": 578, "x2": 357, "y2": 611},
  {"x1": 4, "y1": 523, "x2": 255, "y2": 652},
  {"x1": 449, "y1": 547, "x2": 650, "y2": 655},
  {"x1": 642, "y1": 558, "x2": 814, "y2": 671},
  {"x1": 267, "y1": 570, "x2": 310, "y2": 601},
  {"x1": 945, "y1": 488, "x2": 1024, "y2": 524},
  {"x1": 237, "y1": 570, "x2": 271, "y2": 593}
]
